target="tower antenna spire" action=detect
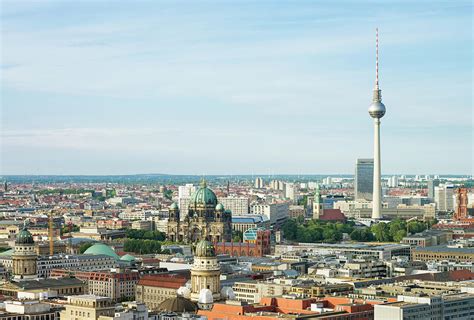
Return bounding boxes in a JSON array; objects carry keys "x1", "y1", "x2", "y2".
[{"x1": 375, "y1": 28, "x2": 379, "y2": 88}]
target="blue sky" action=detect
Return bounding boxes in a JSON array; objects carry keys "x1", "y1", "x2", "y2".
[{"x1": 1, "y1": 1, "x2": 472, "y2": 175}]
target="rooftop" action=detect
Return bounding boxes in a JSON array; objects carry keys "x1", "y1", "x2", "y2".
[{"x1": 413, "y1": 245, "x2": 474, "y2": 254}]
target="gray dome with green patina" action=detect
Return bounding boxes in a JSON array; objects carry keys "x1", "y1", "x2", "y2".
[
  {"x1": 195, "y1": 239, "x2": 216, "y2": 257},
  {"x1": 189, "y1": 180, "x2": 217, "y2": 208},
  {"x1": 16, "y1": 227, "x2": 34, "y2": 245}
]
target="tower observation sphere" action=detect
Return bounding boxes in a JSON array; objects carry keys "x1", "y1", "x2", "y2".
[{"x1": 369, "y1": 100, "x2": 386, "y2": 119}]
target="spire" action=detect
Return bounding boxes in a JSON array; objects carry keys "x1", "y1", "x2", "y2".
[
  {"x1": 373, "y1": 28, "x2": 382, "y2": 103},
  {"x1": 375, "y1": 27, "x2": 379, "y2": 89},
  {"x1": 200, "y1": 178, "x2": 207, "y2": 188}
]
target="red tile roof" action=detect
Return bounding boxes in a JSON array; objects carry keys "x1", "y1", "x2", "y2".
[
  {"x1": 138, "y1": 274, "x2": 187, "y2": 289},
  {"x1": 320, "y1": 209, "x2": 346, "y2": 221}
]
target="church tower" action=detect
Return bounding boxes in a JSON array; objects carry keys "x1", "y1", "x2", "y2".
[
  {"x1": 312, "y1": 185, "x2": 324, "y2": 220},
  {"x1": 12, "y1": 224, "x2": 37, "y2": 280},
  {"x1": 190, "y1": 239, "x2": 220, "y2": 308}
]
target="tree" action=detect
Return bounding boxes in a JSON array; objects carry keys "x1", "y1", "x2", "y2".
[
  {"x1": 371, "y1": 223, "x2": 391, "y2": 242},
  {"x1": 60, "y1": 224, "x2": 79, "y2": 235},
  {"x1": 232, "y1": 230, "x2": 243, "y2": 242},
  {"x1": 126, "y1": 229, "x2": 166, "y2": 241},
  {"x1": 79, "y1": 242, "x2": 94, "y2": 254},
  {"x1": 393, "y1": 229, "x2": 407, "y2": 242},
  {"x1": 407, "y1": 221, "x2": 427, "y2": 234},
  {"x1": 124, "y1": 239, "x2": 163, "y2": 254},
  {"x1": 282, "y1": 218, "x2": 352, "y2": 243}
]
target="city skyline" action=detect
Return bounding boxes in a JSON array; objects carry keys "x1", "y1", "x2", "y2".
[{"x1": 1, "y1": 1, "x2": 472, "y2": 175}]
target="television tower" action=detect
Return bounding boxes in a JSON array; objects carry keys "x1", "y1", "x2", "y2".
[{"x1": 369, "y1": 28, "x2": 386, "y2": 219}]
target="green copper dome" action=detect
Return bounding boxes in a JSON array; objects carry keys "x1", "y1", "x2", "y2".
[
  {"x1": 195, "y1": 239, "x2": 216, "y2": 257},
  {"x1": 216, "y1": 203, "x2": 224, "y2": 211},
  {"x1": 83, "y1": 243, "x2": 120, "y2": 260},
  {"x1": 16, "y1": 227, "x2": 34, "y2": 245},
  {"x1": 120, "y1": 254, "x2": 136, "y2": 262},
  {"x1": 189, "y1": 180, "x2": 217, "y2": 208}
]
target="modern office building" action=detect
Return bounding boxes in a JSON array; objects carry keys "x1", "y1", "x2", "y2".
[
  {"x1": 368, "y1": 28, "x2": 386, "y2": 220},
  {"x1": 434, "y1": 185, "x2": 454, "y2": 212},
  {"x1": 354, "y1": 158, "x2": 374, "y2": 201},
  {"x1": 427, "y1": 179, "x2": 440, "y2": 200}
]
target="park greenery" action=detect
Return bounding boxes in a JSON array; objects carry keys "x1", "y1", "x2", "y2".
[
  {"x1": 232, "y1": 230, "x2": 243, "y2": 242},
  {"x1": 78, "y1": 242, "x2": 94, "y2": 254},
  {"x1": 124, "y1": 239, "x2": 169, "y2": 254},
  {"x1": 60, "y1": 224, "x2": 80, "y2": 235},
  {"x1": 126, "y1": 229, "x2": 166, "y2": 241},
  {"x1": 282, "y1": 217, "x2": 435, "y2": 243}
]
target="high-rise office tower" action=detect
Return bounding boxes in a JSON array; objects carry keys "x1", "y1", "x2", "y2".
[
  {"x1": 427, "y1": 179, "x2": 439, "y2": 200},
  {"x1": 434, "y1": 184, "x2": 454, "y2": 212},
  {"x1": 355, "y1": 158, "x2": 374, "y2": 200},
  {"x1": 368, "y1": 28, "x2": 386, "y2": 220}
]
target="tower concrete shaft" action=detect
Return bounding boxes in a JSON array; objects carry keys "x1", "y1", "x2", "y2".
[{"x1": 372, "y1": 118, "x2": 382, "y2": 219}]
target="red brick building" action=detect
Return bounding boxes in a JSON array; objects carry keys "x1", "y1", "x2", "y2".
[{"x1": 214, "y1": 229, "x2": 271, "y2": 257}]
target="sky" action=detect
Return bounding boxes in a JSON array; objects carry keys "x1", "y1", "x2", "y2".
[{"x1": 0, "y1": 0, "x2": 472, "y2": 175}]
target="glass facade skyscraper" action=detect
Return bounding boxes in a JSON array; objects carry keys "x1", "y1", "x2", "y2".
[{"x1": 355, "y1": 158, "x2": 374, "y2": 200}]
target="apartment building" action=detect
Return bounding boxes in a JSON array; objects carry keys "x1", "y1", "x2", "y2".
[
  {"x1": 59, "y1": 295, "x2": 115, "y2": 320},
  {"x1": 374, "y1": 293, "x2": 474, "y2": 320},
  {"x1": 135, "y1": 274, "x2": 188, "y2": 311},
  {"x1": 87, "y1": 269, "x2": 140, "y2": 301}
]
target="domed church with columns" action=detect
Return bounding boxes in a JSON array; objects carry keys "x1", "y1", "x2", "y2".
[{"x1": 167, "y1": 180, "x2": 232, "y2": 244}]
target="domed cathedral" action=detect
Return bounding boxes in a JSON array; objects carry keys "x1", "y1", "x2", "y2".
[
  {"x1": 12, "y1": 224, "x2": 38, "y2": 280},
  {"x1": 190, "y1": 239, "x2": 221, "y2": 308},
  {"x1": 167, "y1": 179, "x2": 232, "y2": 244}
]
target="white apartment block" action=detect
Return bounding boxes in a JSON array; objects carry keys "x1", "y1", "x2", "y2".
[
  {"x1": 219, "y1": 197, "x2": 250, "y2": 215},
  {"x1": 178, "y1": 184, "x2": 196, "y2": 199},
  {"x1": 250, "y1": 203, "x2": 289, "y2": 225},
  {"x1": 374, "y1": 293, "x2": 474, "y2": 320},
  {"x1": 254, "y1": 178, "x2": 264, "y2": 189}
]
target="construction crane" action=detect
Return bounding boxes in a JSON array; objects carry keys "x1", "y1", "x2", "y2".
[
  {"x1": 49, "y1": 210, "x2": 54, "y2": 256},
  {"x1": 68, "y1": 221, "x2": 73, "y2": 254}
]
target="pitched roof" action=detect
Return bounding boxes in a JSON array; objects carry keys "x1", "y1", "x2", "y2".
[
  {"x1": 320, "y1": 209, "x2": 346, "y2": 221},
  {"x1": 138, "y1": 274, "x2": 187, "y2": 289}
]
